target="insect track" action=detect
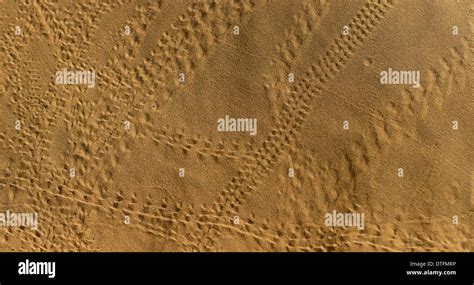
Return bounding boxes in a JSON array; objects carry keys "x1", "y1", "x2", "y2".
[{"x1": 189, "y1": 0, "x2": 397, "y2": 250}]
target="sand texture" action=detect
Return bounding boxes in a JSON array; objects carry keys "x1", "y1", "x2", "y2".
[{"x1": 0, "y1": 0, "x2": 472, "y2": 252}]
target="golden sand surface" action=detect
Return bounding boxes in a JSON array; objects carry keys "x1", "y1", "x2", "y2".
[{"x1": 0, "y1": 0, "x2": 472, "y2": 251}]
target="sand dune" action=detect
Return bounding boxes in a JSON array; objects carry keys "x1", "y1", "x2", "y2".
[{"x1": 0, "y1": 0, "x2": 472, "y2": 252}]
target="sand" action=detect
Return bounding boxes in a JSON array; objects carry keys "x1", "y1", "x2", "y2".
[{"x1": 0, "y1": 0, "x2": 472, "y2": 252}]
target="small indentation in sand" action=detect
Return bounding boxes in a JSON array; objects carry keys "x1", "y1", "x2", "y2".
[{"x1": 363, "y1": 57, "x2": 373, "y2": 67}]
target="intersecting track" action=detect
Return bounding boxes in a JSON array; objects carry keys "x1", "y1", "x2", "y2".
[
  {"x1": 1, "y1": 0, "x2": 262, "y2": 250},
  {"x1": 217, "y1": 0, "x2": 396, "y2": 216},
  {"x1": 185, "y1": 0, "x2": 397, "y2": 250},
  {"x1": 4, "y1": 0, "x2": 470, "y2": 252}
]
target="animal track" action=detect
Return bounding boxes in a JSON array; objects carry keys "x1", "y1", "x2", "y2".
[{"x1": 0, "y1": 0, "x2": 471, "y2": 252}]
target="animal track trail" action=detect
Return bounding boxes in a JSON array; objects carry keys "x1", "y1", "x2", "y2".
[
  {"x1": 74, "y1": 0, "x2": 258, "y2": 199},
  {"x1": 0, "y1": 3, "x2": 63, "y2": 203},
  {"x1": 61, "y1": 1, "x2": 165, "y2": 162},
  {"x1": 1, "y1": 0, "x2": 135, "y2": 188},
  {"x1": 377, "y1": 41, "x2": 471, "y2": 174},
  {"x1": 213, "y1": 0, "x2": 396, "y2": 214},
  {"x1": 264, "y1": 0, "x2": 329, "y2": 121},
  {"x1": 60, "y1": 2, "x2": 191, "y2": 193},
  {"x1": 11, "y1": 1, "x2": 163, "y2": 191},
  {"x1": 12, "y1": 0, "x2": 260, "y2": 248},
  {"x1": 32, "y1": 0, "x2": 126, "y2": 66},
  {"x1": 0, "y1": 1, "x2": 160, "y2": 251},
  {"x1": 149, "y1": 125, "x2": 256, "y2": 162},
  {"x1": 332, "y1": 40, "x2": 472, "y2": 248},
  {"x1": 1, "y1": 0, "x2": 469, "y2": 253},
  {"x1": 184, "y1": 0, "x2": 396, "y2": 250},
  {"x1": 19, "y1": 1, "x2": 138, "y2": 149}
]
